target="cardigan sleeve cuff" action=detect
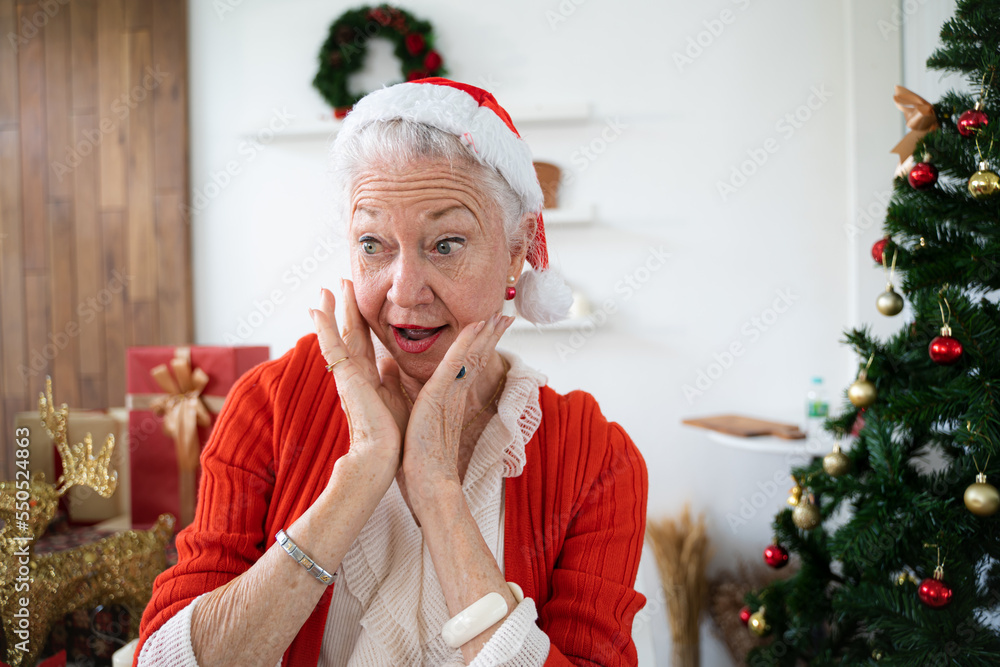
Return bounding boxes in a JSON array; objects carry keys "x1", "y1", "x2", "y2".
[
  {"x1": 469, "y1": 597, "x2": 551, "y2": 667},
  {"x1": 137, "y1": 595, "x2": 203, "y2": 667},
  {"x1": 137, "y1": 594, "x2": 283, "y2": 667}
]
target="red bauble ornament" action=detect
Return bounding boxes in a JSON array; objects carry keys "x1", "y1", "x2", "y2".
[
  {"x1": 739, "y1": 606, "x2": 752, "y2": 625},
  {"x1": 763, "y1": 544, "x2": 790, "y2": 569},
  {"x1": 851, "y1": 407, "x2": 867, "y2": 436},
  {"x1": 405, "y1": 33, "x2": 426, "y2": 55},
  {"x1": 406, "y1": 69, "x2": 428, "y2": 82},
  {"x1": 918, "y1": 577, "x2": 953, "y2": 608},
  {"x1": 423, "y1": 50, "x2": 443, "y2": 72},
  {"x1": 871, "y1": 237, "x2": 889, "y2": 264},
  {"x1": 333, "y1": 106, "x2": 351, "y2": 120},
  {"x1": 908, "y1": 161, "x2": 938, "y2": 189},
  {"x1": 957, "y1": 108, "x2": 988, "y2": 137},
  {"x1": 929, "y1": 334, "x2": 963, "y2": 364}
]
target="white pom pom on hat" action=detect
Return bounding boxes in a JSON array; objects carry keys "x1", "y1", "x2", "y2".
[{"x1": 337, "y1": 77, "x2": 573, "y2": 325}]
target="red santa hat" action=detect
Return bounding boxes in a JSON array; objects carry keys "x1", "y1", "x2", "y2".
[{"x1": 336, "y1": 77, "x2": 572, "y2": 325}]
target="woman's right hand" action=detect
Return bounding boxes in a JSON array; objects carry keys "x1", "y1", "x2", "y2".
[{"x1": 311, "y1": 280, "x2": 409, "y2": 485}]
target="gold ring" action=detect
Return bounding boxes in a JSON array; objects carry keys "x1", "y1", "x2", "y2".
[{"x1": 325, "y1": 357, "x2": 349, "y2": 372}]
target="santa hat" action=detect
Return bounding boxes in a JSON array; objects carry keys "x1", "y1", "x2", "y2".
[{"x1": 335, "y1": 78, "x2": 573, "y2": 325}]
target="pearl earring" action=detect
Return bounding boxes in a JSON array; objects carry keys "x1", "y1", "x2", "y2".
[{"x1": 505, "y1": 276, "x2": 516, "y2": 300}]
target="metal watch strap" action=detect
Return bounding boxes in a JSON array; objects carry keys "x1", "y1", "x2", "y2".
[{"x1": 275, "y1": 529, "x2": 337, "y2": 585}]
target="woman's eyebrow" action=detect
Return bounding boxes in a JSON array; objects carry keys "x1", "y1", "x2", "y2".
[{"x1": 427, "y1": 205, "x2": 470, "y2": 220}]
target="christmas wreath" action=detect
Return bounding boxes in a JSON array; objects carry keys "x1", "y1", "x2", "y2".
[{"x1": 312, "y1": 5, "x2": 446, "y2": 119}]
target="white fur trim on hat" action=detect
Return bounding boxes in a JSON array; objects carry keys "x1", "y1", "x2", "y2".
[{"x1": 337, "y1": 82, "x2": 545, "y2": 215}]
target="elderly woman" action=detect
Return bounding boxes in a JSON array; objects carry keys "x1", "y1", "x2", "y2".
[{"x1": 136, "y1": 79, "x2": 647, "y2": 667}]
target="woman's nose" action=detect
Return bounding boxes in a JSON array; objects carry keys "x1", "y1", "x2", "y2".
[{"x1": 386, "y1": 253, "x2": 434, "y2": 308}]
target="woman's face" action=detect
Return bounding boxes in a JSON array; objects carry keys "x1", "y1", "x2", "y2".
[{"x1": 348, "y1": 157, "x2": 525, "y2": 381}]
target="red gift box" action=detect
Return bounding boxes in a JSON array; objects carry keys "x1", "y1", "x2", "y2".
[{"x1": 126, "y1": 345, "x2": 268, "y2": 530}]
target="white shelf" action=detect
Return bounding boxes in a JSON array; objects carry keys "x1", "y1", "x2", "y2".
[
  {"x1": 543, "y1": 204, "x2": 594, "y2": 226},
  {"x1": 242, "y1": 118, "x2": 343, "y2": 141},
  {"x1": 242, "y1": 102, "x2": 592, "y2": 142},
  {"x1": 699, "y1": 430, "x2": 826, "y2": 455}
]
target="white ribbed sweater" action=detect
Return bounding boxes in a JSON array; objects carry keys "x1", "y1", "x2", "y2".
[{"x1": 138, "y1": 351, "x2": 551, "y2": 667}]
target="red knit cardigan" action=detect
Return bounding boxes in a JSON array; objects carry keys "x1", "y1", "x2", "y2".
[{"x1": 136, "y1": 334, "x2": 648, "y2": 666}]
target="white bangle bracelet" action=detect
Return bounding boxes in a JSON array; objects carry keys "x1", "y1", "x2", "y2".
[{"x1": 441, "y1": 582, "x2": 524, "y2": 648}]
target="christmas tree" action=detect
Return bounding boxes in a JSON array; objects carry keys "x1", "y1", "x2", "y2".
[{"x1": 745, "y1": 1, "x2": 1000, "y2": 664}]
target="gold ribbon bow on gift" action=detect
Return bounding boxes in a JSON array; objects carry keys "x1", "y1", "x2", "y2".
[
  {"x1": 891, "y1": 85, "x2": 939, "y2": 163},
  {"x1": 147, "y1": 349, "x2": 222, "y2": 473}
]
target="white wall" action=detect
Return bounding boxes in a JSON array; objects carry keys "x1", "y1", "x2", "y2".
[{"x1": 187, "y1": 1, "x2": 912, "y2": 663}]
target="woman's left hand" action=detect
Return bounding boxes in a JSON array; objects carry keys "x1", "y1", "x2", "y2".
[{"x1": 401, "y1": 314, "x2": 513, "y2": 518}]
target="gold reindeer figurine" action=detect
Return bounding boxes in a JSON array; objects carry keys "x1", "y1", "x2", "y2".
[{"x1": 1, "y1": 379, "x2": 174, "y2": 667}]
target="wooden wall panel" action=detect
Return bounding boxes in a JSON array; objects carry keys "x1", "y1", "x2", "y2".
[
  {"x1": 125, "y1": 0, "x2": 151, "y2": 30},
  {"x1": 152, "y1": 0, "x2": 185, "y2": 193},
  {"x1": 0, "y1": 2, "x2": 23, "y2": 457},
  {"x1": 150, "y1": 0, "x2": 191, "y2": 345},
  {"x1": 97, "y1": 0, "x2": 126, "y2": 209},
  {"x1": 0, "y1": 0, "x2": 190, "y2": 478},
  {"x1": 48, "y1": 199, "x2": 79, "y2": 407},
  {"x1": 126, "y1": 29, "x2": 156, "y2": 305},
  {"x1": 102, "y1": 210, "x2": 128, "y2": 407},
  {"x1": 155, "y1": 192, "x2": 189, "y2": 343},
  {"x1": 73, "y1": 113, "x2": 106, "y2": 408},
  {"x1": 17, "y1": 3, "x2": 47, "y2": 271},
  {"x1": 24, "y1": 273, "x2": 51, "y2": 393},
  {"x1": 70, "y1": 0, "x2": 98, "y2": 114},
  {"x1": 43, "y1": 1, "x2": 71, "y2": 200},
  {"x1": 0, "y1": 0, "x2": 19, "y2": 126},
  {"x1": 0, "y1": 130, "x2": 26, "y2": 478}
]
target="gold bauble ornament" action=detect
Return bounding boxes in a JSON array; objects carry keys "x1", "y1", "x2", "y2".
[
  {"x1": 748, "y1": 607, "x2": 770, "y2": 637},
  {"x1": 876, "y1": 285, "x2": 904, "y2": 316},
  {"x1": 964, "y1": 473, "x2": 1000, "y2": 516},
  {"x1": 823, "y1": 444, "x2": 851, "y2": 477},
  {"x1": 968, "y1": 161, "x2": 1000, "y2": 199},
  {"x1": 793, "y1": 496, "x2": 821, "y2": 530},
  {"x1": 787, "y1": 476, "x2": 803, "y2": 506},
  {"x1": 848, "y1": 371, "x2": 877, "y2": 408}
]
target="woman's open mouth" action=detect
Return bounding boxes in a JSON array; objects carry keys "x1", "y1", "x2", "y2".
[{"x1": 392, "y1": 325, "x2": 446, "y2": 354}]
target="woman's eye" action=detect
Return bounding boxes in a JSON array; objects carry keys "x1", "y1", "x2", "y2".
[
  {"x1": 360, "y1": 238, "x2": 380, "y2": 255},
  {"x1": 435, "y1": 238, "x2": 463, "y2": 255}
]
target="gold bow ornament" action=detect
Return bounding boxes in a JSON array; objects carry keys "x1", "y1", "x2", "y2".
[
  {"x1": 891, "y1": 85, "x2": 939, "y2": 164},
  {"x1": 126, "y1": 348, "x2": 225, "y2": 527}
]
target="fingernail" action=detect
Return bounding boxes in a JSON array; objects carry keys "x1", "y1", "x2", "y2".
[
  {"x1": 475, "y1": 320, "x2": 486, "y2": 333},
  {"x1": 308, "y1": 308, "x2": 316, "y2": 321}
]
